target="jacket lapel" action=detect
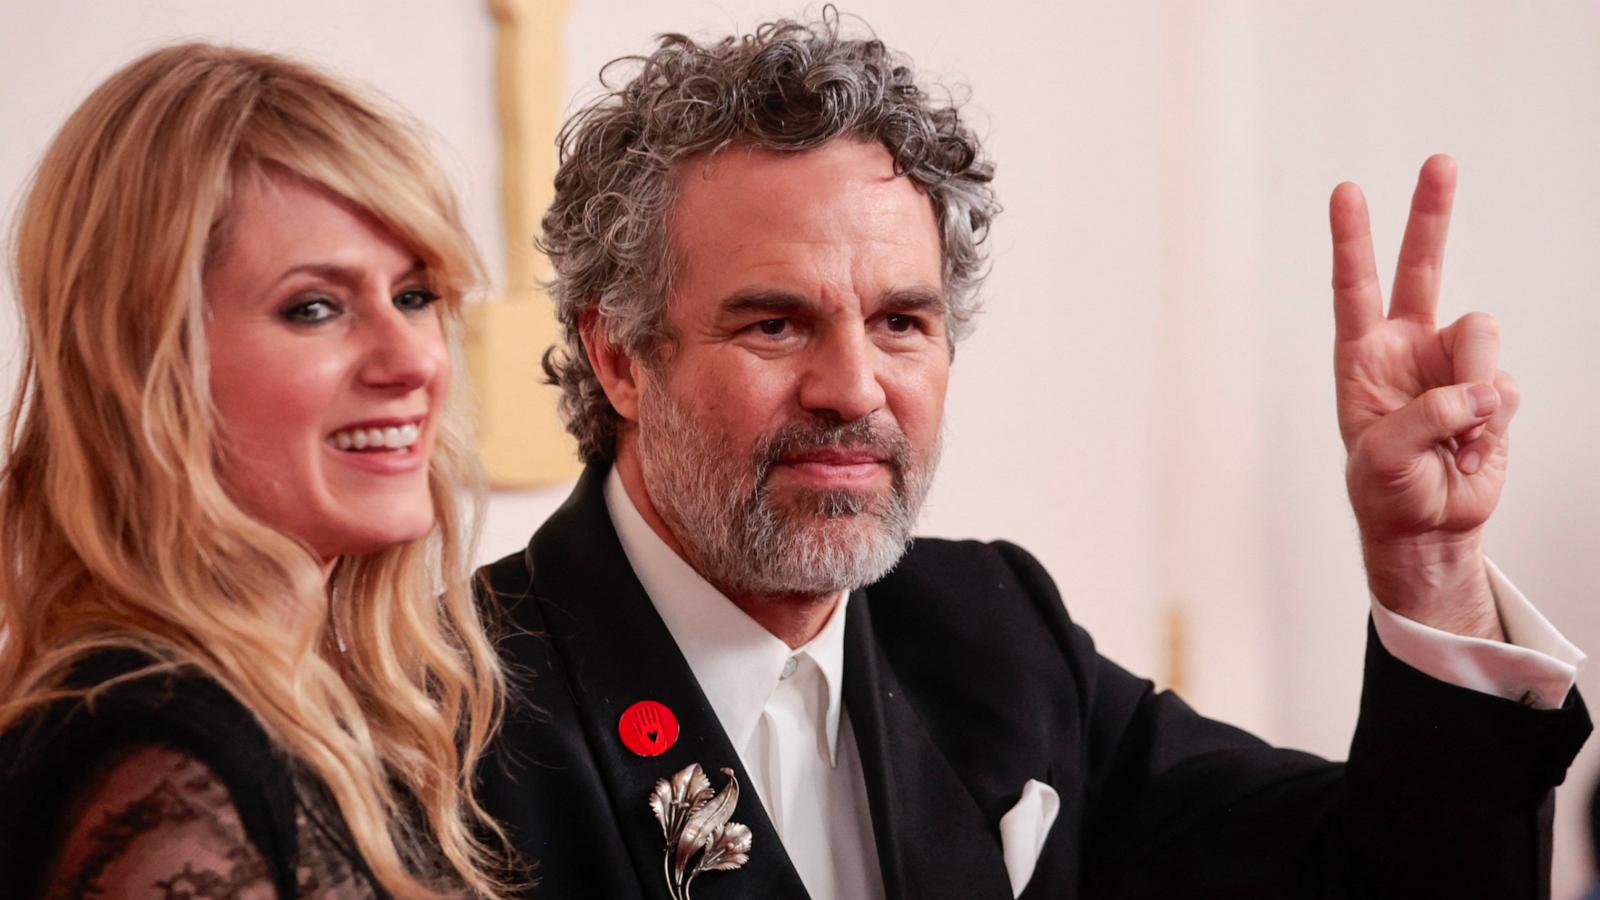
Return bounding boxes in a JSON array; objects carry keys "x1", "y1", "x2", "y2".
[
  {"x1": 845, "y1": 592, "x2": 1015, "y2": 900},
  {"x1": 527, "y1": 462, "x2": 810, "y2": 900}
]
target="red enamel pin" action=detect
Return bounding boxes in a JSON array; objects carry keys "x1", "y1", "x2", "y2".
[{"x1": 619, "y1": 699, "x2": 679, "y2": 757}]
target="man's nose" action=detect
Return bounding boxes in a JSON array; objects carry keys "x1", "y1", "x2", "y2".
[
  {"x1": 797, "y1": 328, "x2": 886, "y2": 423},
  {"x1": 358, "y1": 308, "x2": 439, "y2": 392}
]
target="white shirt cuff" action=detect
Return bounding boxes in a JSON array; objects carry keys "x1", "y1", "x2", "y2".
[{"x1": 1369, "y1": 558, "x2": 1585, "y2": 710}]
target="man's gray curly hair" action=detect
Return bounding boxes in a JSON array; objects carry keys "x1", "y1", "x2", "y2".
[{"x1": 539, "y1": 10, "x2": 999, "y2": 461}]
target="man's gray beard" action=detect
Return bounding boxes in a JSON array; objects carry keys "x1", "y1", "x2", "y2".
[{"x1": 636, "y1": 387, "x2": 937, "y2": 599}]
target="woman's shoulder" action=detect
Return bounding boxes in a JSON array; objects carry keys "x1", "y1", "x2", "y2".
[
  {"x1": 0, "y1": 649, "x2": 290, "y2": 800},
  {"x1": 0, "y1": 650, "x2": 307, "y2": 898},
  {"x1": 37, "y1": 740, "x2": 380, "y2": 899},
  {"x1": 43, "y1": 743, "x2": 278, "y2": 898}
]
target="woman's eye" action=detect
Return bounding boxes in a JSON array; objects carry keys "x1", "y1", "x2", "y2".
[
  {"x1": 395, "y1": 288, "x2": 442, "y2": 312},
  {"x1": 282, "y1": 297, "x2": 340, "y2": 325}
]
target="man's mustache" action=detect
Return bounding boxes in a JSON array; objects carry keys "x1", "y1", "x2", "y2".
[{"x1": 753, "y1": 417, "x2": 913, "y2": 486}]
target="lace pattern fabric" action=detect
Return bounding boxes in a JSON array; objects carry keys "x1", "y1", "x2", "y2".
[{"x1": 42, "y1": 745, "x2": 381, "y2": 899}]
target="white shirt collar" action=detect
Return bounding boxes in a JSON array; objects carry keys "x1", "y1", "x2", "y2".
[{"x1": 604, "y1": 468, "x2": 848, "y2": 764}]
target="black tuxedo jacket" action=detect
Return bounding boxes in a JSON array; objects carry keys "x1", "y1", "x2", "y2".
[{"x1": 475, "y1": 463, "x2": 1591, "y2": 899}]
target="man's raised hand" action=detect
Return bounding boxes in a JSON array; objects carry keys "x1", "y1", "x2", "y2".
[{"x1": 1330, "y1": 154, "x2": 1512, "y2": 641}]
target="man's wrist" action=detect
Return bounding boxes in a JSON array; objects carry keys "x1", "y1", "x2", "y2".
[{"x1": 1362, "y1": 533, "x2": 1504, "y2": 641}]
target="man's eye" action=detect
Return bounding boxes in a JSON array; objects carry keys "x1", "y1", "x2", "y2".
[
  {"x1": 282, "y1": 297, "x2": 340, "y2": 325},
  {"x1": 755, "y1": 318, "x2": 789, "y2": 336},
  {"x1": 395, "y1": 288, "x2": 442, "y2": 312},
  {"x1": 885, "y1": 314, "x2": 919, "y2": 333}
]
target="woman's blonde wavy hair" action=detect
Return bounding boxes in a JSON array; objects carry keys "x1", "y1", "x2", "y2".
[{"x1": 0, "y1": 43, "x2": 512, "y2": 898}]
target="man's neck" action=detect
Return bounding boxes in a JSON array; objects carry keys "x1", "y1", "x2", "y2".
[{"x1": 613, "y1": 442, "x2": 839, "y2": 649}]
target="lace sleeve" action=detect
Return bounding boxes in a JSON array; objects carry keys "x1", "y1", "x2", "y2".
[
  {"x1": 40, "y1": 745, "x2": 375, "y2": 899},
  {"x1": 42, "y1": 745, "x2": 275, "y2": 899}
]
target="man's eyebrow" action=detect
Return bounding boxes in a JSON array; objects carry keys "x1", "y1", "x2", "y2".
[
  {"x1": 879, "y1": 287, "x2": 947, "y2": 314},
  {"x1": 717, "y1": 286, "x2": 948, "y2": 316},
  {"x1": 718, "y1": 290, "x2": 819, "y2": 316}
]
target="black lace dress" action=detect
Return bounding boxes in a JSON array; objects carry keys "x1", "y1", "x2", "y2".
[{"x1": 0, "y1": 651, "x2": 384, "y2": 898}]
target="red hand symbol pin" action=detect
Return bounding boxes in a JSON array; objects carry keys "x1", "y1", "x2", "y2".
[{"x1": 619, "y1": 700, "x2": 679, "y2": 757}]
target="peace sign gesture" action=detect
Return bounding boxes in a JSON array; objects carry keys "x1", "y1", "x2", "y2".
[{"x1": 1330, "y1": 155, "x2": 1511, "y2": 641}]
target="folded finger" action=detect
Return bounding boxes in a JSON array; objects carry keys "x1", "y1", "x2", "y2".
[
  {"x1": 1443, "y1": 311, "x2": 1500, "y2": 443},
  {"x1": 1443, "y1": 311, "x2": 1500, "y2": 385},
  {"x1": 1365, "y1": 382, "x2": 1497, "y2": 472},
  {"x1": 1455, "y1": 369, "x2": 1519, "y2": 475}
]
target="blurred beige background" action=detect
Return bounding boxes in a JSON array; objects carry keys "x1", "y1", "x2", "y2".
[{"x1": 4, "y1": 1, "x2": 1598, "y2": 894}]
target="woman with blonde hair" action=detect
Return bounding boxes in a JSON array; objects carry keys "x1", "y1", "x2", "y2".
[{"x1": 0, "y1": 44, "x2": 513, "y2": 898}]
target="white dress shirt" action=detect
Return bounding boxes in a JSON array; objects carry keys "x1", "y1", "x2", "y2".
[
  {"x1": 605, "y1": 469, "x2": 1584, "y2": 899},
  {"x1": 1369, "y1": 559, "x2": 1584, "y2": 709}
]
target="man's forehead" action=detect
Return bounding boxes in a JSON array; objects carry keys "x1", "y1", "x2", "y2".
[
  {"x1": 676, "y1": 138, "x2": 897, "y2": 182},
  {"x1": 677, "y1": 140, "x2": 931, "y2": 220},
  {"x1": 666, "y1": 139, "x2": 943, "y2": 295}
]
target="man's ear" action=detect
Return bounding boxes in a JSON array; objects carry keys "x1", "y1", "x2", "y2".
[{"x1": 580, "y1": 308, "x2": 642, "y2": 421}]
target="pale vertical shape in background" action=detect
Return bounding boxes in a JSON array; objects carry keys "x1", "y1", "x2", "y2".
[
  {"x1": 1153, "y1": 1, "x2": 1272, "y2": 730},
  {"x1": 466, "y1": 0, "x2": 582, "y2": 488}
]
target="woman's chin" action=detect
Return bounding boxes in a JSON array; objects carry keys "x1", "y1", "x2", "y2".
[{"x1": 302, "y1": 505, "x2": 436, "y2": 561}]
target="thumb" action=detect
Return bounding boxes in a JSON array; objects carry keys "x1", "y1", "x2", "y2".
[{"x1": 1367, "y1": 383, "x2": 1498, "y2": 459}]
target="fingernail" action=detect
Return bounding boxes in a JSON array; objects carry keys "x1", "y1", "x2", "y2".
[
  {"x1": 1459, "y1": 450, "x2": 1482, "y2": 474},
  {"x1": 1467, "y1": 384, "x2": 1497, "y2": 418}
]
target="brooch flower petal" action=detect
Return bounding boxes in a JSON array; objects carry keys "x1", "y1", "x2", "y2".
[{"x1": 649, "y1": 763, "x2": 751, "y2": 900}]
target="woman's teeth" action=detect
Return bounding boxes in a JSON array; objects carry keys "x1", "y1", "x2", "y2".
[{"x1": 327, "y1": 423, "x2": 421, "y2": 452}]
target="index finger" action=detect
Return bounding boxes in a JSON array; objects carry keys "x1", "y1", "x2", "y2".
[
  {"x1": 1330, "y1": 181, "x2": 1384, "y2": 341},
  {"x1": 1389, "y1": 154, "x2": 1457, "y2": 323}
]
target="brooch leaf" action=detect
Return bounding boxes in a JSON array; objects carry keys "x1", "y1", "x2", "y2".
[{"x1": 649, "y1": 763, "x2": 751, "y2": 899}]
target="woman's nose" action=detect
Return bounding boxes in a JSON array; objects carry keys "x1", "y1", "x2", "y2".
[{"x1": 358, "y1": 306, "x2": 443, "y2": 393}]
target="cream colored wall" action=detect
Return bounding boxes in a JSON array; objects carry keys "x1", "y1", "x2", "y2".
[{"x1": 4, "y1": 2, "x2": 1598, "y2": 895}]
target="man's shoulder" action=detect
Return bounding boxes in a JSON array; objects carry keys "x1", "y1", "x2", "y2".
[
  {"x1": 477, "y1": 544, "x2": 533, "y2": 596},
  {"x1": 898, "y1": 534, "x2": 1046, "y2": 566},
  {"x1": 473, "y1": 546, "x2": 557, "y2": 652},
  {"x1": 868, "y1": 537, "x2": 1074, "y2": 656},
  {"x1": 880, "y1": 536, "x2": 1062, "y2": 607}
]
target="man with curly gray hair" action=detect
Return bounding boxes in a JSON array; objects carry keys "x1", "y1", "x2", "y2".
[
  {"x1": 539, "y1": 16, "x2": 995, "y2": 464},
  {"x1": 478, "y1": 11, "x2": 1589, "y2": 900}
]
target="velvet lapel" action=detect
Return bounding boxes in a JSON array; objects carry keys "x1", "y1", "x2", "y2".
[
  {"x1": 525, "y1": 463, "x2": 810, "y2": 900},
  {"x1": 844, "y1": 592, "x2": 1014, "y2": 900}
]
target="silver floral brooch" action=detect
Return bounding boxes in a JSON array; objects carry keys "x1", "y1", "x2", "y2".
[{"x1": 648, "y1": 763, "x2": 752, "y2": 900}]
